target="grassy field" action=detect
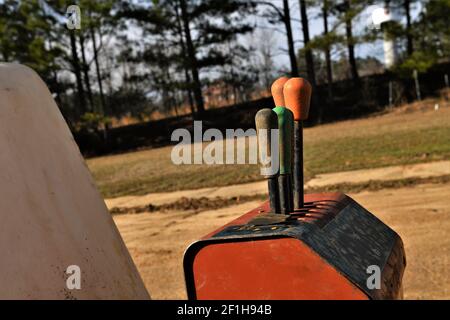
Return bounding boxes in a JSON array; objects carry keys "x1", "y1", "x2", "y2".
[{"x1": 87, "y1": 99, "x2": 450, "y2": 198}]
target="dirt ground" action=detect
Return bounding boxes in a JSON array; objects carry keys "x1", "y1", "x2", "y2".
[
  {"x1": 101, "y1": 98, "x2": 450, "y2": 300},
  {"x1": 112, "y1": 178, "x2": 450, "y2": 299}
]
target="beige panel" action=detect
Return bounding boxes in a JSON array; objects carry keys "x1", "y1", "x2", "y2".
[{"x1": 0, "y1": 63, "x2": 150, "y2": 299}]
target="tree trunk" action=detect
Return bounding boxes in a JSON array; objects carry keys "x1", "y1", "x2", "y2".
[
  {"x1": 323, "y1": 0, "x2": 333, "y2": 101},
  {"x1": 89, "y1": 23, "x2": 106, "y2": 115},
  {"x1": 282, "y1": 0, "x2": 299, "y2": 77},
  {"x1": 179, "y1": 0, "x2": 205, "y2": 115},
  {"x1": 344, "y1": 0, "x2": 359, "y2": 83},
  {"x1": 48, "y1": 40, "x2": 63, "y2": 107},
  {"x1": 79, "y1": 32, "x2": 94, "y2": 112},
  {"x1": 52, "y1": 69, "x2": 62, "y2": 107},
  {"x1": 404, "y1": 0, "x2": 413, "y2": 56},
  {"x1": 69, "y1": 30, "x2": 86, "y2": 114},
  {"x1": 299, "y1": 0, "x2": 316, "y2": 86},
  {"x1": 174, "y1": 1, "x2": 196, "y2": 117},
  {"x1": 184, "y1": 69, "x2": 196, "y2": 116},
  {"x1": 163, "y1": 54, "x2": 180, "y2": 116}
]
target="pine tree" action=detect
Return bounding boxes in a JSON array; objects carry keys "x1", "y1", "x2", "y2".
[
  {"x1": 259, "y1": 0, "x2": 299, "y2": 77},
  {"x1": 299, "y1": 0, "x2": 316, "y2": 86}
]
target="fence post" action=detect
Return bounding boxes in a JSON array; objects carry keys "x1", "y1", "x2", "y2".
[{"x1": 413, "y1": 69, "x2": 421, "y2": 101}]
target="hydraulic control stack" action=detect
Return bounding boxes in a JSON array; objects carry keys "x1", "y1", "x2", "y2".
[{"x1": 183, "y1": 77, "x2": 406, "y2": 300}]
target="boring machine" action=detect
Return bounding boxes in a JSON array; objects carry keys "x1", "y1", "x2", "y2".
[{"x1": 183, "y1": 77, "x2": 406, "y2": 300}]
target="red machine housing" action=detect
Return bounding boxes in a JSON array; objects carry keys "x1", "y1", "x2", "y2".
[{"x1": 184, "y1": 193, "x2": 406, "y2": 300}]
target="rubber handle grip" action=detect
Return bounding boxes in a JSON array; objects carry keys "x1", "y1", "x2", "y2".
[
  {"x1": 271, "y1": 77, "x2": 290, "y2": 107},
  {"x1": 284, "y1": 77, "x2": 312, "y2": 121},
  {"x1": 255, "y1": 108, "x2": 279, "y2": 177}
]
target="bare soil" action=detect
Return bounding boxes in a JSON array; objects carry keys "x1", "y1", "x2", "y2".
[{"x1": 113, "y1": 181, "x2": 450, "y2": 300}]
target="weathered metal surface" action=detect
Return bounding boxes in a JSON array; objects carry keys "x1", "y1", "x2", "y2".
[
  {"x1": 246, "y1": 213, "x2": 293, "y2": 226},
  {"x1": 186, "y1": 237, "x2": 368, "y2": 300},
  {"x1": 184, "y1": 192, "x2": 406, "y2": 300},
  {"x1": 377, "y1": 236, "x2": 406, "y2": 299},
  {"x1": 267, "y1": 178, "x2": 281, "y2": 213},
  {"x1": 299, "y1": 199, "x2": 405, "y2": 299},
  {"x1": 0, "y1": 63, "x2": 150, "y2": 299},
  {"x1": 293, "y1": 121, "x2": 304, "y2": 209},
  {"x1": 278, "y1": 174, "x2": 292, "y2": 214}
]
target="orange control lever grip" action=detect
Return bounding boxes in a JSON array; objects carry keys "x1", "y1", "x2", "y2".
[
  {"x1": 284, "y1": 77, "x2": 312, "y2": 121},
  {"x1": 271, "y1": 77, "x2": 290, "y2": 107}
]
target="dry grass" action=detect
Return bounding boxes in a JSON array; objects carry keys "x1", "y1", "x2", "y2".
[
  {"x1": 88, "y1": 100, "x2": 450, "y2": 198},
  {"x1": 113, "y1": 181, "x2": 450, "y2": 299}
]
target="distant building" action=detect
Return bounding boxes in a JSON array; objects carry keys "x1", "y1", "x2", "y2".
[{"x1": 372, "y1": 4, "x2": 402, "y2": 69}]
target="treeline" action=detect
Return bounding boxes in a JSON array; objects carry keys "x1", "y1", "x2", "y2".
[
  {"x1": 73, "y1": 60, "x2": 449, "y2": 156},
  {"x1": 0, "y1": 0, "x2": 449, "y2": 131}
]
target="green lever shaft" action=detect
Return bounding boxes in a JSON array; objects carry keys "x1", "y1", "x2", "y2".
[{"x1": 272, "y1": 106, "x2": 293, "y2": 175}]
